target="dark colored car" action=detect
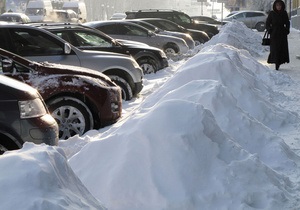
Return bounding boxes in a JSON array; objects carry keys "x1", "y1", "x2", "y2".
[
  {"x1": 124, "y1": 19, "x2": 195, "y2": 49},
  {"x1": 125, "y1": 9, "x2": 219, "y2": 38},
  {"x1": 0, "y1": 23, "x2": 143, "y2": 101},
  {"x1": 191, "y1": 15, "x2": 229, "y2": 28},
  {"x1": 134, "y1": 18, "x2": 210, "y2": 46},
  {"x1": 35, "y1": 22, "x2": 169, "y2": 74},
  {"x1": 0, "y1": 74, "x2": 58, "y2": 154},
  {"x1": 0, "y1": 12, "x2": 31, "y2": 23},
  {"x1": 84, "y1": 20, "x2": 190, "y2": 56},
  {"x1": 0, "y1": 48, "x2": 122, "y2": 139}
]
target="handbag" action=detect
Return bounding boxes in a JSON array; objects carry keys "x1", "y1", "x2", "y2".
[{"x1": 262, "y1": 30, "x2": 270, "y2": 46}]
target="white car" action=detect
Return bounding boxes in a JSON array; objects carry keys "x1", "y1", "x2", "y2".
[
  {"x1": 85, "y1": 20, "x2": 190, "y2": 56},
  {"x1": 224, "y1": 11, "x2": 267, "y2": 32}
]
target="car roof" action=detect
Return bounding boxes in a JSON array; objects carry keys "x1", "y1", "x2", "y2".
[
  {"x1": 32, "y1": 22, "x2": 115, "y2": 39},
  {"x1": 0, "y1": 12, "x2": 27, "y2": 17},
  {"x1": 86, "y1": 20, "x2": 149, "y2": 28},
  {"x1": 232, "y1": 10, "x2": 267, "y2": 15}
]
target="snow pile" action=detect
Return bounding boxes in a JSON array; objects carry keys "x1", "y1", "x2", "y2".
[
  {"x1": 203, "y1": 20, "x2": 269, "y2": 57},
  {"x1": 67, "y1": 23, "x2": 300, "y2": 209},
  {"x1": 0, "y1": 143, "x2": 107, "y2": 210},
  {"x1": 1, "y1": 21, "x2": 300, "y2": 210}
]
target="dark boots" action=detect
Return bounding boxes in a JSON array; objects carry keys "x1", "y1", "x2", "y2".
[{"x1": 275, "y1": 63, "x2": 280, "y2": 70}]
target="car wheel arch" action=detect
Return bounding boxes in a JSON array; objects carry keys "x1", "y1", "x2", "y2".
[
  {"x1": 0, "y1": 131, "x2": 22, "y2": 154},
  {"x1": 103, "y1": 69, "x2": 135, "y2": 98},
  {"x1": 46, "y1": 96, "x2": 96, "y2": 139},
  {"x1": 163, "y1": 42, "x2": 179, "y2": 55}
]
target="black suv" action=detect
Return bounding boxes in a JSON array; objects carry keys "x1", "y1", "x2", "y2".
[
  {"x1": 0, "y1": 75, "x2": 58, "y2": 154},
  {"x1": 34, "y1": 23, "x2": 169, "y2": 74},
  {"x1": 125, "y1": 9, "x2": 219, "y2": 38}
]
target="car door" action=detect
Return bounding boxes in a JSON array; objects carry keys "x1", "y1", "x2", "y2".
[
  {"x1": 6, "y1": 27, "x2": 81, "y2": 66},
  {"x1": 233, "y1": 12, "x2": 250, "y2": 28},
  {"x1": 245, "y1": 12, "x2": 258, "y2": 29},
  {"x1": 99, "y1": 23, "x2": 162, "y2": 49}
]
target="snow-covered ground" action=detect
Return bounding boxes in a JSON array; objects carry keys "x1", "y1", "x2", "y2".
[{"x1": 1, "y1": 21, "x2": 300, "y2": 210}]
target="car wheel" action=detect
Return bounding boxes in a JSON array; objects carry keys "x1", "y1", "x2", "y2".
[
  {"x1": 0, "y1": 144, "x2": 8, "y2": 155},
  {"x1": 109, "y1": 75, "x2": 133, "y2": 101},
  {"x1": 164, "y1": 43, "x2": 179, "y2": 56},
  {"x1": 194, "y1": 39, "x2": 203, "y2": 46},
  {"x1": 47, "y1": 97, "x2": 94, "y2": 139},
  {"x1": 138, "y1": 58, "x2": 158, "y2": 74},
  {"x1": 255, "y1": 22, "x2": 266, "y2": 32}
]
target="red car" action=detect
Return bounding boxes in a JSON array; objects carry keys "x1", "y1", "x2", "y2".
[{"x1": 0, "y1": 48, "x2": 122, "y2": 139}]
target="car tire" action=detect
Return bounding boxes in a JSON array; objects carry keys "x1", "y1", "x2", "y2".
[
  {"x1": 255, "y1": 22, "x2": 266, "y2": 32},
  {"x1": 194, "y1": 39, "x2": 204, "y2": 46},
  {"x1": 0, "y1": 134, "x2": 19, "y2": 155},
  {"x1": 138, "y1": 58, "x2": 158, "y2": 74},
  {"x1": 109, "y1": 75, "x2": 133, "y2": 101},
  {"x1": 164, "y1": 43, "x2": 179, "y2": 55},
  {"x1": 0, "y1": 141, "x2": 18, "y2": 155},
  {"x1": 47, "y1": 97, "x2": 94, "y2": 139}
]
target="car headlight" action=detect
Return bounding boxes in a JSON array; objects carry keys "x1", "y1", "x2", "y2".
[{"x1": 19, "y1": 98, "x2": 48, "y2": 119}]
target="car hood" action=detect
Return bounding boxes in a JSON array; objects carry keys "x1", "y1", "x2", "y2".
[
  {"x1": 116, "y1": 39, "x2": 150, "y2": 47},
  {"x1": 116, "y1": 39, "x2": 166, "y2": 52},
  {"x1": 37, "y1": 62, "x2": 114, "y2": 84}
]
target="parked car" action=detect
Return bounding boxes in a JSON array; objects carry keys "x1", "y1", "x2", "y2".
[
  {"x1": 125, "y1": 9, "x2": 219, "y2": 38},
  {"x1": 0, "y1": 47, "x2": 122, "y2": 139},
  {"x1": 84, "y1": 20, "x2": 190, "y2": 56},
  {"x1": 110, "y1": 13, "x2": 127, "y2": 20},
  {"x1": 136, "y1": 18, "x2": 210, "y2": 46},
  {"x1": 0, "y1": 23, "x2": 143, "y2": 101},
  {"x1": 0, "y1": 12, "x2": 31, "y2": 23},
  {"x1": 191, "y1": 15, "x2": 229, "y2": 28},
  {"x1": 124, "y1": 19, "x2": 195, "y2": 49},
  {"x1": 35, "y1": 22, "x2": 169, "y2": 74},
  {"x1": 223, "y1": 10, "x2": 267, "y2": 32},
  {"x1": 49, "y1": 9, "x2": 81, "y2": 23},
  {"x1": 0, "y1": 74, "x2": 58, "y2": 154}
]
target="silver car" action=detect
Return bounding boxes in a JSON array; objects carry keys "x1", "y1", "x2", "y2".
[
  {"x1": 223, "y1": 10, "x2": 267, "y2": 32},
  {"x1": 0, "y1": 23, "x2": 143, "y2": 101},
  {"x1": 84, "y1": 20, "x2": 190, "y2": 56}
]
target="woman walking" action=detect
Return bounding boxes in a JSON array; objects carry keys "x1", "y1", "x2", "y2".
[{"x1": 266, "y1": 0, "x2": 290, "y2": 70}]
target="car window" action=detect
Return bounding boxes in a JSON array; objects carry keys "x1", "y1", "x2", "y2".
[
  {"x1": 124, "y1": 24, "x2": 148, "y2": 36},
  {"x1": 8, "y1": 28, "x2": 64, "y2": 56},
  {"x1": 175, "y1": 13, "x2": 191, "y2": 24},
  {"x1": 0, "y1": 32, "x2": 7, "y2": 49},
  {"x1": 234, "y1": 13, "x2": 245, "y2": 19},
  {"x1": 73, "y1": 31, "x2": 112, "y2": 47},
  {"x1": 97, "y1": 24, "x2": 118, "y2": 34}
]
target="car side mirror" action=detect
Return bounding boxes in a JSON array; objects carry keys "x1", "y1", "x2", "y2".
[
  {"x1": 2, "y1": 58, "x2": 13, "y2": 73},
  {"x1": 64, "y1": 43, "x2": 72, "y2": 54}
]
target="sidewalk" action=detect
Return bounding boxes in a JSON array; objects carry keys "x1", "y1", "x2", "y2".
[{"x1": 258, "y1": 28, "x2": 300, "y2": 79}]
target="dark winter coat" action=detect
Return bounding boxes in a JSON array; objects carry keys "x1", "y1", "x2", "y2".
[{"x1": 266, "y1": 0, "x2": 290, "y2": 65}]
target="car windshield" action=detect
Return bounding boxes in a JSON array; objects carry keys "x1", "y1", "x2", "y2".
[
  {"x1": 25, "y1": 8, "x2": 44, "y2": 15},
  {"x1": 54, "y1": 31, "x2": 113, "y2": 47}
]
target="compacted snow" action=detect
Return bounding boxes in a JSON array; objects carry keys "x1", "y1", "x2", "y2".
[{"x1": 1, "y1": 21, "x2": 300, "y2": 210}]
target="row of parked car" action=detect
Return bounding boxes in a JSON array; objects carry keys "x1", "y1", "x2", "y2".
[{"x1": 0, "y1": 9, "x2": 221, "y2": 154}]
